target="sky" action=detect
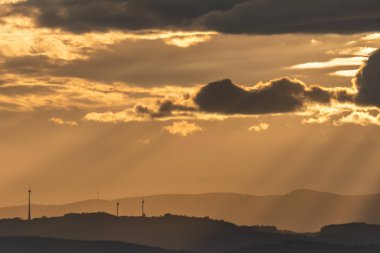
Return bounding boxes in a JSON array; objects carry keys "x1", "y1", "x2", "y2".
[{"x1": 3, "y1": 0, "x2": 380, "y2": 206}]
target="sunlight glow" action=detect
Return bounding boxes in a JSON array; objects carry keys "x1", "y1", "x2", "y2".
[
  {"x1": 0, "y1": 15, "x2": 217, "y2": 60},
  {"x1": 330, "y1": 69, "x2": 358, "y2": 77},
  {"x1": 326, "y1": 47, "x2": 377, "y2": 57},
  {"x1": 290, "y1": 57, "x2": 366, "y2": 70}
]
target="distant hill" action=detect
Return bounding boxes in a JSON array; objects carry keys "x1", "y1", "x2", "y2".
[
  {"x1": 2, "y1": 190, "x2": 380, "y2": 231},
  {"x1": 0, "y1": 237, "x2": 190, "y2": 253}
]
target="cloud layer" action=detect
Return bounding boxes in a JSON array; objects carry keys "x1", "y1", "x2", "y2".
[
  {"x1": 192, "y1": 49, "x2": 380, "y2": 117},
  {"x1": 194, "y1": 78, "x2": 349, "y2": 115},
  {"x1": 355, "y1": 49, "x2": 380, "y2": 106},
  {"x1": 163, "y1": 121, "x2": 203, "y2": 136},
  {"x1": 82, "y1": 48, "x2": 380, "y2": 126},
  {"x1": 10, "y1": 0, "x2": 380, "y2": 34}
]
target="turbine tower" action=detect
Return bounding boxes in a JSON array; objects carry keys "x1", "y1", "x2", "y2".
[
  {"x1": 142, "y1": 198, "x2": 146, "y2": 217},
  {"x1": 28, "y1": 186, "x2": 31, "y2": 221},
  {"x1": 116, "y1": 202, "x2": 120, "y2": 217}
]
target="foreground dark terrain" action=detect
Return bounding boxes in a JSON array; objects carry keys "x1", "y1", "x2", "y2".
[
  {"x1": 0, "y1": 237, "x2": 189, "y2": 253},
  {"x1": 2, "y1": 237, "x2": 380, "y2": 253},
  {"x1": 1, "y1": 213, "x2": 380, "y2": 252}
]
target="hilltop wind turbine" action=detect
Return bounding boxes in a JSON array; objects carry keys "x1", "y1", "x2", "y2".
[
  {"x1": 142, "y1": 198, "x2": 146, "y2": 217},
  {"x1": 28, "y1": 186, "x2": 31, "y2": 221},
  {"x1": 116, "y1": 202, "x2": 120, "y2": 217}
]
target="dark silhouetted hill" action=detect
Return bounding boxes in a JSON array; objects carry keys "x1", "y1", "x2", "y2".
[
  {"x1": 2, "y1": 190, "x2": 380, "y2": 231},
  {"x1": 0, "y1": 214, "x2": 380, "y2": 252},
  {"x1": 317, "y1": 222, "x2": 380, "y2": 245},
  {"x1": 0, "y1": 213, "x2": 304, "y2": 252},
  {"x1": 227, "y1": 241, "x2": 380, "y2": 253},
  {"x1": 0, "y1": 237, "x2": 190, "y2": 253}
]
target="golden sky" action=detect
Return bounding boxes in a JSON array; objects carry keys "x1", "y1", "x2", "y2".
[{"x1": 2, "y1": 0, "x2": 380, "y2": 206}]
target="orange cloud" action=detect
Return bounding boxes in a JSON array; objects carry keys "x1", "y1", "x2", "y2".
[
  {"x1": 49, "y1": 117, "x2": 78, "y2": 127},
  {"x1": 334, "y1": 111, "x2": 380, "y2": 126},
  {"x1": 290, "y1": 57, "x2": 366, "y2": 70},
  {"x1": 163, "y1": 121, "x2": 203, "y2": 136},
  {"x1": 0, "y1": 14, "x2": 217, "y2": 61},
  {"x1": 248, "y1": 122, "x2": 270, "y2": 132}
]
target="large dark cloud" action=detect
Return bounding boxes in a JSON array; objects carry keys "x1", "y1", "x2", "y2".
[
  {"x1": 197, "y1": 0, "x2": 380, "y2": 35},
  {"x1": 11, "y1": 0, "x2": 380, "y2": 34},
  {"x1": 13, "y1": 0, "x2": 247, "y2": 33},
  {"x1": 135, "y1": 99, "x2": 196, "y2": 118},
  {"x1": 194, "y1": 78, "x2": 345, "y2": 114},
  {"x1": 355, "y1": 49, "x2": 380, "y2": 106}
]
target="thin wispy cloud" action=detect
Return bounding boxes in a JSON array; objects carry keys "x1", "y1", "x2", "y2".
[
  {"x1": 290, "y1": 57, "x2": 366, "y2": 70},
  {"x1": 49, "y1": 117, "x2": 78, "y2": 126},
  {"x1": 248, "y1": 122, "x2": 269, "y2": 132}
]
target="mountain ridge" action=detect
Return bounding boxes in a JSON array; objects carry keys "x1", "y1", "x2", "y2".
[{"x1": 2, "y1": 189, "x2": 380, "y2": 231}]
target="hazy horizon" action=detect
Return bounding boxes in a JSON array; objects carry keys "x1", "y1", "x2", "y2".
[{"x1": 6, "y1": 188, "x2": 380, "y2": 208}]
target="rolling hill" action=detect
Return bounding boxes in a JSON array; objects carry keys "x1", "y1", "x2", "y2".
[
  {"x1": 0, "y1": 213, "x2": 301, "y2": 252},
  {"x1": 1, "y1": 214, "x2": 380, "y2": 252},
  {"x1": 1, "y1": 190, "x2": 380, "y2": 231}
]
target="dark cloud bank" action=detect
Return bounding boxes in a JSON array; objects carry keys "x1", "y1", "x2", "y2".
[
  {"x1": 194, "y1": 78, "x2": 350, "y2": 115},
  {"x1": 355, "y1": 50, "x2": 380, "y2": 106},
  {"x1": 3, "y1": 50, "x2": 380, "y2": 116},
  {"x1": 11, "y1": 0, "x2": 380, "y2": 34},
  {"x1": 192, "y1": 49, "x2": 380, "y2": 115}
]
